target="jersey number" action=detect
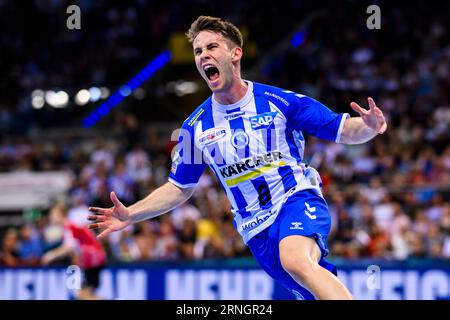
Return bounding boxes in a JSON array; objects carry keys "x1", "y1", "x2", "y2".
[{"x1": 257, "y1": 184, "x2": 271, "y2": 207}]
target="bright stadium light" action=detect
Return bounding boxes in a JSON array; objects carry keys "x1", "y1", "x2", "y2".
[
  {"x1": 174, "y1": 80, "x2": 199, "y2": 97},
  {"x1": 31, "y1": 89, "x2": 45, "y2": 109},
  {"x1": 75, "y1": 89, "x2": 90, "y2": 105},
  {"x1": 82, "y1": 50, "x2": 172, "y2": 128},
  {"x1": 32, "y1": 96, "x2": 45, "y2": 109},
  {"x1": 32, "y1": 89, "x2": 44, "y2": 98},
  {"x1": 119, "y1": 85, "x2": 132, "y2": 97},
  {"x1": 100, "y1": 87, "x2": 110, "y2": 99},
  {"x1": 45, "y1": 90, "x2": 57, "y2": 107},
  {"x1": 54, "y1": 91, "x2": 69, "y2": 108},
  {"x1": 291, "y1": 31, "x2": 306, "y2": 48},
  {"x1": 89, "y1": 87, "x2": 102, "y2": 102}
]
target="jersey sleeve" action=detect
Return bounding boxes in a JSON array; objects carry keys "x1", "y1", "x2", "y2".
[
  {"x1": 168, "y1": 121, "x2": 206, "y2": 188},
  {"x1": 287, "y1": 94, "x2": 349, "y2": 142}
]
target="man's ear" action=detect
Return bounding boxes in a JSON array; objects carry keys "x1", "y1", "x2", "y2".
[{"x1": 232, "y1": 47, "x2": 243, "y2": 62}]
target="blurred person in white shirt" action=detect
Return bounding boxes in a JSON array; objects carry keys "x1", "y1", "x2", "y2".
[
  {"x1": 90, "y1": 139, "x2": 114, "y2": 171},
  {"x1": 68, "y1": 193, "x2": 91, "y2": 227},
  {"x1": 125, "y1": 143, "x2": 152, "y2": 184}
]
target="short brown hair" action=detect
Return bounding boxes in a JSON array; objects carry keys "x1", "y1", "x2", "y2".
[{"x1": 186, "y1": 16, "x2": 243, "y2": 48}]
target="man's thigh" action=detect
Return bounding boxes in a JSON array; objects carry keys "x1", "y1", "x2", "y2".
[{"x1": 277, "y1": 189, "x2": 332, "y2": 258}]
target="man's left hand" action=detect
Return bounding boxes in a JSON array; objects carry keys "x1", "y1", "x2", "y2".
[{"x1": 350, "y1": 97, "x2": 387, "y2": 134}]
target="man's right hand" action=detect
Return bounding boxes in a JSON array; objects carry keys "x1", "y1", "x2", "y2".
[{"x1": 88, "y1": 191, "x2": 131, "y2": 239}]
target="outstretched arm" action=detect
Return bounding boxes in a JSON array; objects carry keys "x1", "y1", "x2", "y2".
[
  {"x1": 127, "y1": 182, "x2": 194, "y2": 222},
  {"x1": 41, "y1": 245, "x2": 74, "y2": 265},
  {"x1": 339, "y1": 97, "x2": 387, "y2": 145},
  {"x1": 88, "y1": 181, "x2": 195, "y2": 239}
]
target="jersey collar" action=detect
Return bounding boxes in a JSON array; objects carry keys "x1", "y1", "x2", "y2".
[{"x1": 211, "y1": 80, "x2": 253, "y2": 112}]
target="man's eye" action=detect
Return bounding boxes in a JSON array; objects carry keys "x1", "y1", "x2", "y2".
[{"x1": 195, "y1": 50, "x2": 201, "y2": 55}]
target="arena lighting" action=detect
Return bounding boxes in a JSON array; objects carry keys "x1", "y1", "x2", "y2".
[
  {"x1": 291, "y1": 31, "x2": 306, "y2": 48},
  {"x1": 31, "y1": 89, "x2": 45, "y2": 109},
  {"x1": 89, "y1": 87, "x2": 102, "y2": 102},
  {"x1": 44, "y1": 90, "x2": 56, "y2": 106},
  {"x1": 45, "y1": 90, "x2": 68, "y2": 108},
  {"x1": 100, "y1": 87, "x2": 110, "y2": 99},
  {"x1": 53, "y1": 90, "x2": 69, "y2": 108},
  {"x1": 32, "y1": 96, "x2": 45, "y2": 109},
  {"x1": 82, "y1": 50, "x2": 172, "y2": 128},
  {"x1": 119, "y1": 85, "x2": 132, "y2": 97},
  {"x1": 75, "y1": 89, "x2": 90, "y2": 105},
  {"x1": 31, "y1": 89, "x2": 44, "y2": 98},
  {"x1": 173, "y1": 80, "x2": 199, "y2": 97}
]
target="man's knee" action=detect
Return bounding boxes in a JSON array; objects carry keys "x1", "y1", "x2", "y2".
[
  {"x1": 280, "y1": 252, "x2": 318, "y2": 281},
  {"x1": 279, "y1": 235, "x2": 322, "y2": 282}
]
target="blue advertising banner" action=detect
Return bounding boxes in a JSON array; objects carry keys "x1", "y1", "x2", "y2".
[{"x1": 0, "y1": 259, "x2": 449, "y2": 300}]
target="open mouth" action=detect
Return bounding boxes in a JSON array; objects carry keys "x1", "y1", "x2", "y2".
[{"x1": 203, "y1": 64, "x2": 220, "y2": 82}]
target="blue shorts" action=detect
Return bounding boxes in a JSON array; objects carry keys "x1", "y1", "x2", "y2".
[{"x1": 247, "y1": 189, "x2": 337, "y2": 300}]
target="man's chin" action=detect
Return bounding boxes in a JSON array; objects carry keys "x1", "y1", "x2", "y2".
[{"x1": 208, "y1": 80, "x2": 221, "y2": 91}]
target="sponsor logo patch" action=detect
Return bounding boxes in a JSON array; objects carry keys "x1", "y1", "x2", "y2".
[
  {"x1": 219, "y1": 151, "x2": 283, "y2": 179},
  {"x1": 188, "y1": 108, "x2": 205, "y2": 126},
  {"x1": 264, "y1": 91, "x2": 289, "y2": 106},
  {"x1": 250, "y1": 112, "x2": 278, "y2": 130},
  {"x1": 231, "y1": 130, "x2": 249, "y2": 149},
  {"x1": 290, "y1": 222, "x2": 304, "y2": 230},
  {"x1": 218, "y1": 151, "x2": 286, "y2": 186},
  {"x1": 224, "y1": 111, "x2": 245, "y2": 120},
  {"x1": 198, "y1": 127, "x2": 227, "y2": 146},
  {"x1": 241, "y1": 210, "x2": 276, "y2": 231}
]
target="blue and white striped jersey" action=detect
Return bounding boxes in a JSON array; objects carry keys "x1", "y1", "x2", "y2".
[{"x1": 169, "y1": 81, "x2": 348, "y2": 243}]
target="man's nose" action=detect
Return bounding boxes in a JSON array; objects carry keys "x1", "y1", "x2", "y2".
[{"x1": 200, "y1": 50, "x2": 211, "y2": 61}]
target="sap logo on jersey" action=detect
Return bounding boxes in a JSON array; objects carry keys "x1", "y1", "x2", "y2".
[
  {"x1": 250, "y1": 112, "x2": 278, "y2": 129},
  {"x1": 198, "y1": 128, "x2": 227, "y2": 146}
]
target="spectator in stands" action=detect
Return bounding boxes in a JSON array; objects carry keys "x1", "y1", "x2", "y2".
[
  {"x1": 0, "y1": 228, "x2": 21, "y2": 267},
  {"x1": 18, "y1": 224, "x2": 43, "y2": 266}
]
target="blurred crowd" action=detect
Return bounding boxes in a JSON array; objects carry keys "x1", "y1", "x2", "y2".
[
  {"x1": 0, "y1": 0, "x2": 314, "y2": 132},
  {"x1": 1, "y1": 1, "x2": 450, "y2": 266},
  {"x1": 0, "y1": 123, "x2": 250, "y2": 266},
  {"x1": 1, "y1": 117, "x2": 450, "y2": 266}
]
